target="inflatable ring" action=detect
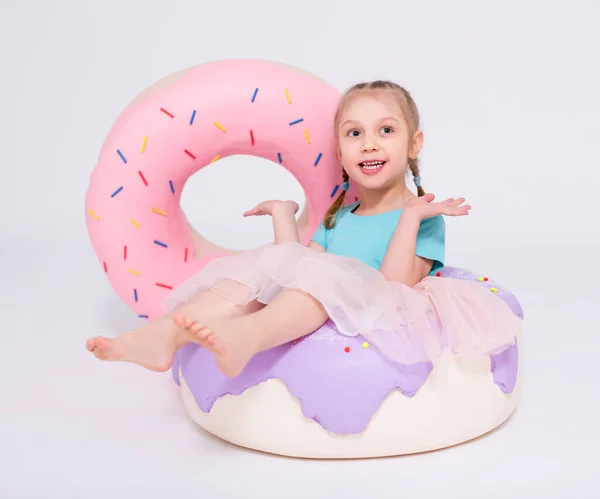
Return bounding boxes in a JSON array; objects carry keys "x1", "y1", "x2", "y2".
[{"x1": 86, "y1": 59, "x2": 524, "y2": 459}]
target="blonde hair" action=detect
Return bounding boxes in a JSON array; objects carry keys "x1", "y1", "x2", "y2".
[{"x1": 324, "y1": 80, "x2": 424, "y2": 229}]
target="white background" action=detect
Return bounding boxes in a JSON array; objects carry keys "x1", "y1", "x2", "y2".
[{"x1": 1, "y1": 0, "x2": 599, "y2": 497}]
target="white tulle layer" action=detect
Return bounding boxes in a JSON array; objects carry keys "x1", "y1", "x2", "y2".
[{"x1": 162, "y1": 243, "x2": 519, "y2": 365}]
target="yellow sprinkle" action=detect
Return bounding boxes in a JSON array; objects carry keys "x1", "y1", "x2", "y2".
[
  {"x1": 88, "y1": 208, "x2": 99, "y2": 221},
  {"x1": 130, "y1": 218, "x2": 140, "y2": 228},
  {"x1": 141, "y1": 136, "x2": 148, "y2": 153},
  {"x1": 152, "y1": 208, "x2": 167, "y2": 216},
  {"x1": 284, "y1": 88, "x2": 292, "y2": 104},
  {"x1": 362, "y1": 342, "x2": 370, "y2": 349},
  {"x1": 478, "y1": 277, "x2": 484, "y2": 282},
  {"x1": 210, "y1": 154, "x2": 221, "y2": 163},
  {"x1": 490, "y1": 287, "x2": 498, "y2": 293},
  {"x1": 214, "y1": 122, "x2": 226, "y2": 132},
  {"x1": 304, "y1": 128, "x2": 311, "y2": 144},
  {"x1": 128, "y1": 269, "x2": 141, "y2": 276}
]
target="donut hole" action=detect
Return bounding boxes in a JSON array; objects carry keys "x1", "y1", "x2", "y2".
[{"x1": 181, "y1": 155, "x2": 307, "y2": 252}]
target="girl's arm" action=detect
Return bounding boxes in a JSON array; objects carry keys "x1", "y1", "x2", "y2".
[
  {"x1": 244, "y1": 200, "x2": 301, "y2": 244},
  {"x1": 380, "y1": 193, "x2": 471, "y2": 287},
  {"x1": 271, "y1": 202, "x2": 300, "y2": 244},
  {"x1": 380, "y1": 212, "x2": 433, "y2": 287}
]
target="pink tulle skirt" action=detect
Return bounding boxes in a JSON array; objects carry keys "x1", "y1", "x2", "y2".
[{"x1": 161, "y1": 242, "x2": 519, "y2": 365}]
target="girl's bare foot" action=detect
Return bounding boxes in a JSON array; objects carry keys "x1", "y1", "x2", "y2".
[
  {"x1": 85, "y1": 319, "x2": 179, "y2": 372},
  {"x1": 172, "y1": 314, "x2": 257, "y2": 377}
]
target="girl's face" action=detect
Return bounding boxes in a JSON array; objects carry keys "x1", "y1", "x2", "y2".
[{"x1": 337, "y1": 93, "x2": 422, "y2": 192}]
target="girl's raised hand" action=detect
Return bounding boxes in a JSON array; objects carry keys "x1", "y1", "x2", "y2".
[
  {"x1": 243, "y1": 200, "x2": 299, "y2": 217},
  {"x1": 404, "y1": 193, "x2": 471, "y2": 220}
]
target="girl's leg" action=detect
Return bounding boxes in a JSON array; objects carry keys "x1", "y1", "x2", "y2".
[
  {"x1": 182, "y1": 288, "x2": 329, "y2": 377},
  {"x1": 85, "y1": 279, "x2": 264, "y2": 371}
]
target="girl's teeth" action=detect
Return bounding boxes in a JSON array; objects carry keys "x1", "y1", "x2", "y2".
[{"x1": 361, "y1": 161, "x2": 385, "y2": 170}]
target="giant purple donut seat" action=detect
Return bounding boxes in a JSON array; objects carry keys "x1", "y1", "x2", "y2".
[{"x1": 172, "y1": 266, "x2": 523, "y2": 458}]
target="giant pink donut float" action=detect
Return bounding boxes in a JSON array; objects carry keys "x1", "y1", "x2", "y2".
[{"x1": 86, "y1": 60, "x2": 524, "y2": 458}]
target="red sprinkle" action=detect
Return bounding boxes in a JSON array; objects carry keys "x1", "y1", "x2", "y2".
[
  {"x1": 436, "y1": 271, "x2": 441, "y2": 277},
  {"x1": 184, "y1": 247, "x2": 188, "y2": 262},
  {"x1": 184, "y1": 149, "x2": 196, "y2": 159},
  {"x1": 355, "y1": 196, "x2": 359, "y2": 202},
  {"x1": 160, "y1": 107, "x2": 174, "y2": 118},
  {"x1": 250, "y1": 130, "x2": 255, "y2": 145},
  {"x1": 138, "y1": 171, "x2": 148, "y2": 186},
  {"x1": 156, "y1": 283, "x2": 173, "y2": 290},
  {"x1": 484, "y1": 277, "x2": 489, "y2": 281},
  {"x1": 124, "y1": 246, "x2": 127, "y2": 260},
  {"x1": 344, "y1": 346, "x2": 350, "y2": 353},
  {"x1": 103, "y1": 262, "x2": 107, "y2": 272}
]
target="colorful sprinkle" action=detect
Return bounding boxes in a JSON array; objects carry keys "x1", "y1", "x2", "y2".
[
  {"x1": 314, "y1": 152, "x2": 322, "y2": 166},
  {"x1": 139, "y1": 315, "x2": 149, "y2": 319},
  {"x1": 251, "y1": 87, "x2": 259, "y2": 102},
  {"x1": 190, "y1": 110, "x2": 196, "y2": 125},
  {"x1": 330, "y1": 185, "x2": 339, "y2": 198},
  {"x1": 154, "y1": 240, "x2": 167, "y2": 248},
  {"x1": 130, "y1": 218, "x2": 140, "y2": 228},
  {"x1": 214, "y1": 122, "x2": 226, "y2": 132},
  {"x1": 210, "y1": 154, "x2": 221, "y2": 163},
  {"x1": 184, "y1": 247, "x2": 188, "y2": 262},
  {"x1": 490, "y1": 287, "x2": 498, "y2": 293},
  {"x1": 478, "y1": 277, "x2": 484, "y2": 282},
  {"x1": 304, "y1": 129, "x2": 311, "y2": 144},
  {"x1": 277, "y1": 153, "x2": 283, "y2": 163},
  {"x1": 484, "y1": 277, "x2": 489, "y2": 281},
  {"x1": 362, "y1": 342, "x2": 369, "y2": 349},
  {"x1": 169, "y1": 180, "x2": 175, "y2": 194},
  {"x1": 117, "y1": 150, "x2": 127, "y2": 163},
  {"x1": 88, "y1": 208, "x2": 99, "y2": 221},
  {"x1": 152, "y1": 208, "x2": 166, "y2": 216},
  {"x1": 436, "y1": 271, "x2": 442, "y2": 277},
  {"x1": 124, "y1": 246, "x2": 127, "y2": 260},
  {"x1": 110, "y1": 186, "x2": 123, "y2": 198},
  {"x1": 138, "y1": 171, "x2": 148, "y2": 186},
  {"x1": 134, "y1": 289, "x2": 138, "y2": 302},
  {"x1": 289, "y1": 118, "x2": 304, "y2": 126},
  {"x1": 184, "y1": 149, "x2": 196, "y2": 159},
  {"x1": 156, "y1": 283, "x2": 173, "y2": 290},
  {"x1": 250, "y1": 130, "x2": 255, "y2": 145},
  {"x1": 344, "y1": 346, "x2": 350, "y2": 353},
  {"x1": 103, "y1": 261, "x2": 107, "y2": 272},
  {"x1": 160, "y1": 108, "x2": 174, "y2": 118},
  {"x1": 284, "y1": 88, "x2": 292, "y2": 104},
  {"x1": 128, "y1": 269, "x2": 141, "y2": 276},
  {"x1": 355, "y1": 196, "x2": 359, "y2": 202},
  {"x1": 141, "y1": 136, "x2": 148, "y2": 154}
]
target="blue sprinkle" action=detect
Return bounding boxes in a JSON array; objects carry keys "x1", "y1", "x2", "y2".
[
  {"x1": 134, "y1": 289, "x2": 138, "y2": 302},
  {"x1": 139, "y1": 314, "x2": 149, "y2": 319},
  {"x1": 251, "y1": 88, "x2": 259, "y2": 102},
  {"x1": 111, "y1": 186, "x2": 123, "y2": 198},
  {"x1": 277, "y1": 153, "x2": 283, "y2": 163},
  {"x1": 289, "y1": 118, "x2": 304, "y2": 126},
  {"x1": 330, "y1": 185, "x2": 339, "y2": 198},
  {"x1": 154, "y1": 240, "x2": 167, "y2": 248},
  {"x1": 190, "y1": 110, "x2": 196, "y2": 125},
  {"x1": 117, "y1": 149, "x2": 127, "y2": 163},
  {"x1": 169, "y1": 180, "x2": 175, "y2": 194},
  {"x1": 314, "y1": 152, "x2": 322, "y2": 166}
]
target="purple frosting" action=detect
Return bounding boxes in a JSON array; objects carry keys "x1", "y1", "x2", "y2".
[{"x1": 172, "y1": 266, "x2": 523, "y2": 435}]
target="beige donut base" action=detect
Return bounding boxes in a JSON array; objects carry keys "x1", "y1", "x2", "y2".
[{"x1": 178, "y1": 328, "x2": 523, "y2": 459}]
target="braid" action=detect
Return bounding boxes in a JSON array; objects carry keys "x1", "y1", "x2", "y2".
[
  {"x1": 408, "y1": 157, "x2": 425, "y2": 196},
  {"x1": 324, "y1": 169, "x2": 349, "y2": 229}
]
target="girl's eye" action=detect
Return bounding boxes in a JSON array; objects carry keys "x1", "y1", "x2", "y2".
[
  {"x1": 380, "y1": 126, "x2": 393, "y2": 134},
  {"x1": 347, "y1": 129, "x2": 361, "y2": 137}
]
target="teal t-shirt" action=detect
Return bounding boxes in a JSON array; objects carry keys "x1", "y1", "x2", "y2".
[{"x1": 310, "y1": 201, "x2": 445, "y2": 276}]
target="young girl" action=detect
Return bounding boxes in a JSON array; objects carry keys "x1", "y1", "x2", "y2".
[{"x1": 86, "y1": 80, "x2": 519, "y2": 377}]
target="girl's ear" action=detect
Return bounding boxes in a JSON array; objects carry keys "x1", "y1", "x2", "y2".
[{"x1": 409, "y1": 130, "x2": 424, "y2": 159}]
